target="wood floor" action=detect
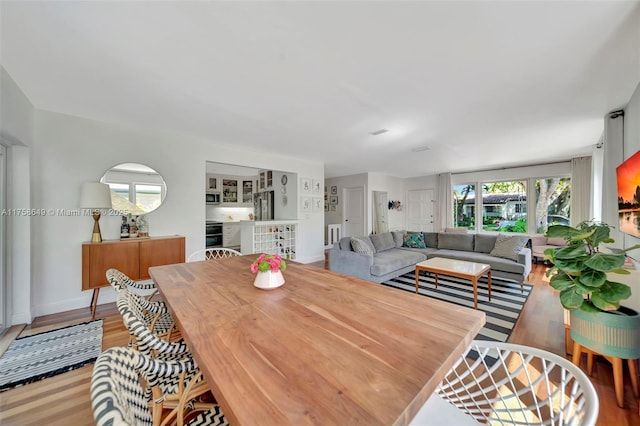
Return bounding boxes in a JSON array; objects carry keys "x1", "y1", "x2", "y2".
[{"x1": 0, "y1": 262, "x2": 638, "y2": 425}]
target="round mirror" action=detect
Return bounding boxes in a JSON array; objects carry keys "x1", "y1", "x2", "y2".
[{"x1": 100, "y1": 163, "x2": 167, "y2": 215}]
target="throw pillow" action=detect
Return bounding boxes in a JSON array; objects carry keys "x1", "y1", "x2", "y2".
[
  {"x1": 423, "y1": 232, "x2": 438, "y2": 248},
  {"x1": 392, "y1": 230, "x2": 405, "y2": 248},
  {"x1": 370, "y1": 232, "x2": 396, "y2": 252},
  {"x1": 490, "y1": 234, "x2": 529, "y2": 261},
  {"x1": 403, "y1": 232, "x2": 426, "y2": 249},
  {"x1": 438, "y1": 233, "x2": 474, "y2": 251},
  {"x1": 351, "y1": 237, "x2": 373, "y2": 255}
]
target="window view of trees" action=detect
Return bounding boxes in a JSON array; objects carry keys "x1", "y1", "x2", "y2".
[
  {"x1": 535, "y1": 178, "x2": 571, "y2": 232},
  {"x1": 454, "y1": 184, "x2": 475, "y2": 230},
  {"x1": 452, "y1": 177, "x2": 571, "y2": 233}
]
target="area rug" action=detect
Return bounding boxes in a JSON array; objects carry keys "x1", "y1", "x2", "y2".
[
  {"x1": 382, "y1": 273, "x2": 532, "y2": 343},
  {"x1": 0, "y1": 319, "x2": 103, "y2": 392}
]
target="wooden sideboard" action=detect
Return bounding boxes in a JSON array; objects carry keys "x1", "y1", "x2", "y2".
[{"x1": 82, "y1": 235, "x2": 185, "y2": 318}]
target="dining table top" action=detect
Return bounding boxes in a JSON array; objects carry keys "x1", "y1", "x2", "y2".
[{"x1": 149, "y1": 255, "x2": 485, "y2": 426}]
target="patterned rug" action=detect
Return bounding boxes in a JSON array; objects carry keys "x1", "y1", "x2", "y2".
[
  {"x1": 0, "y1": 319, "x2": 103, "y2": 392},
  {"x1": 382, "y1": 272, "x2": 532, "y2": 343}
]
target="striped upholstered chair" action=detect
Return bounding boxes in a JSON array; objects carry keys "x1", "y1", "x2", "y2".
[
  {"x1": 91, "y1": 346, "x2": 227, "y2": 426},
  {"x1": 116, "y1": 289, "x2": 213, "y2": 425}
]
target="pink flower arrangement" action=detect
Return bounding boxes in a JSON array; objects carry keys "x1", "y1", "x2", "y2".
[{"x1": 250, "y1": 254, "x2": 286, "y2": 274}]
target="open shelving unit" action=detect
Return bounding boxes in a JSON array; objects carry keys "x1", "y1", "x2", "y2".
[{"x1": 241, "y1": 221, "x2": 297, "y2": 259}]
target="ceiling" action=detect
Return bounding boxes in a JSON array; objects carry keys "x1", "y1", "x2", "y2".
[{"x1": 1, "y1": 1, "x2": 639, "y2": 178}]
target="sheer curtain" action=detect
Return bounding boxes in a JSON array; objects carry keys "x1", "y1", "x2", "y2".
[
  {"x1": 570, "y1": 156, "x2": 592, "y2": 227},
  {"x1": 437, "y1": 172, "x2": 453, "y2": 231}
]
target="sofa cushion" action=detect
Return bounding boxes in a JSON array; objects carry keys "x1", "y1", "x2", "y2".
[
  {"x1": 546, "y1": 237, "x2": 566, "y2": 246},
  {"x1": 424, "y1": 232, "x2": 438, "y2": 248},
  {"x1": 392, "y1": 231, "x2": 405, "y2": 248},
  {"x1": 444, "y1": 227, "x2": 468, "y2": 234},
  {"x1": 370, "y1": 232, "x2": 396, "y2": 252},
  {"x1": 403, "y1": 232, "x2": 426, "y2": 248},
  {"x1": 474, "y1": 234, "x2": 498, "y2": 253},
  {"x1": 370, "y1": 250, "x2": 426, "y2": 277},
  {"x1": 432, "y1": 249, "x2": 525, "y2": 275},
  {"x1": 351, "y1": 237, "x2": 374, "y2": 255},
  {"x1": 438, "y1": 233, "x2": 474, "y2": 252},
  {"x1": 490, "y1": 234, "x2": 529, "y2": 261}
]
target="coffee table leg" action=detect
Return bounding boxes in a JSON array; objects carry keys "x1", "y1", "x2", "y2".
[
  {"x1": 487, "y1": 270, "x2": 492, "y2": 302},
  {"x1": 434, "y1": 273, "x2": 438, "y2": 288},
  {"x1": 472, "y1": 278, "x2": 478, "y2": 310},
  {"x1": 415, "y1": 268, "x2": 420, "y2": 293}
]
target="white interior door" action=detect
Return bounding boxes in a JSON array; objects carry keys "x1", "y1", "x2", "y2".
[
  {"x1": 344, "y1": 186, "x2": 365, "y2": 237},
  {"x1": 373, "y1": 191, "x2": 388, "y2": 234},
  {"x1": 407, "y1": 189, "x2": 434, "y2": 232}
]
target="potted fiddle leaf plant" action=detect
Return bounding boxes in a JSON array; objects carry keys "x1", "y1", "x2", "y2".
[{"x1": 544, "y1": 220, "x2": 640, "y2": 360}]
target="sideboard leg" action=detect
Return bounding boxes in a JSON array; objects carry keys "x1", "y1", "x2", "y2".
[{"x1": 90, "y1": 288, "x2": 100, "y2": 320}]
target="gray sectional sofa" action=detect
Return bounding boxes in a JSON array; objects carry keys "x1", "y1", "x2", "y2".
[{"x1": 328, "y1": 231, "x2": 532, "y2": 284}]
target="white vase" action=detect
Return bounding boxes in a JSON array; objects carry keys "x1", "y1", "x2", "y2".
[{"x1": 253, "y1": 270, "x2": 285, "y2": 290}]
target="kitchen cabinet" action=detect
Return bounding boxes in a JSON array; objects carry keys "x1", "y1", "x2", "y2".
[
  {"x1": 223, "y1": 222, "x2": 241, "y2": 249},
  {"x1": 259, "y1": 170, "x2": 273, "y2": 190},
  {"x1": 241, "y1": 179, "x2": 254, "y2": 205},
  {"x1": 240, "y1": 221, "x2": 297, "y2": 259},
  {"x1": 206, "y1": 174, "x2": 219, "y2": 191},
  {"x1": 82, "y1": 235, "x2": 185, "y2": 318},
  {"x1": 222, "y1": 178, "x2": 238, "y2": 203}
]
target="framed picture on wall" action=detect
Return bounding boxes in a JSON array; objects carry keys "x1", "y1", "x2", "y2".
[
  {"x1": 330, "y1": 185, "x2": 338, "y2": 195},
  {"x1": 312, "y1": 197, "x2": 322, "y2": 212},
  {"x1": 330, "y1": 195, "x2": 338, "y2": 205},
  {"x1": 301, "y1": 177, "x2": 312, "y2": 194},
  {"x1": 301, "y1": 196, "x2": 312, "y2": 212},
  {"x1": 312, "y1": 179, "x2": 321, "y2": 193},
  {"x1": 330, "y1": 205, "x2": 337, "y2": 212}
]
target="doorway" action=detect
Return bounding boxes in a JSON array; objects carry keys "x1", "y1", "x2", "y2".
[
  {"x1": 344, "y1": 186, "x2": 365, "y2": 237},
  {"x1": 407, "y1": 189, "x2": 434, "y2": 232}
]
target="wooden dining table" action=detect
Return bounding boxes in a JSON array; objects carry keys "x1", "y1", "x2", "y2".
[{"x1": 149, "y1": 256, "x2": 485, "y2": 426}]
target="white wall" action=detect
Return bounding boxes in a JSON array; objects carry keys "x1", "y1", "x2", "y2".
[
  {"x1": 29, "y1": 110, "x2": 324, "y2": 317},
  {"x1": 1, "y1": 67, "x2": 35, "y2": 325}
]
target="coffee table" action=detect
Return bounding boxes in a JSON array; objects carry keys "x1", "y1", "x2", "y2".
[{"x1": 415, "y1": 257, "x2": 491, "y2": 310}]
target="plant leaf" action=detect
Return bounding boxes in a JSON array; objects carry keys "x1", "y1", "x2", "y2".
[
  {"x1": 574, "y1": 281, "x2": 593, "y2": 295},
  {"x1": 591, "y1": 292, "x2": 619, "y2": 311},
  {"x1": 590, "y1": 226, "x2": 611, "y2": 246},
  {"x1": 560, "y1": 288, "x2": 585, "y2": 310},
  {"x1": 545, "y1": 225, "x2": 579, "y2": 238},
  {"x1": 579, "y1": 301, "x2": 601, "y2": 313},
  {"x1": 554, "y1": 258, "x2": 585, "y2": 274},
  {"x1": 578, "y1": 269, "x2": 606, "y2": 288},
  {"x1": 584, "y1": 252, "x2": 625, "y2": 272},
  {"x1": 608, "y1": 267, "x2": 631, "y2": 275},
  {"x1": 549, "y1": 274, "x2": 573, "y2": 291},
  {"x1": 598, "y1": 281, "x2": 631, "y2": 302},
  {"x1": 553, "y1": 244, "x2": 588, "y2": 260}
]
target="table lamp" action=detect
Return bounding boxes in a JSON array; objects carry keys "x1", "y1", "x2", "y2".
[{"x1": 80, "y1": 182, "x2": 113, "y2": 242}]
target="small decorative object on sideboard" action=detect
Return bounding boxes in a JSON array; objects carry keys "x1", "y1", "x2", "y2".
[{"x1": 251, "y1": 254, "x2": 286, "y2": 290}]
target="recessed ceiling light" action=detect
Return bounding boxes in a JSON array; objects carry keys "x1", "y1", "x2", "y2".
[
  {"x1": 412, "y1": 145, "x2": 430, "y2": 152},
  {"x1": 369, "y1": 129, "x2": 389, "y2": 136}
]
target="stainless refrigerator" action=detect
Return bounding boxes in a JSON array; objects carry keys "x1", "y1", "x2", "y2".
[{"x1": 254, "y1": 191, "x2": 274, "y2": 221}]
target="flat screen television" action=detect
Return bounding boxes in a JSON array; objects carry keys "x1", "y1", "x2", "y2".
[{"x1": 616, "y1": 149, "x2": 640, "y2": 238}]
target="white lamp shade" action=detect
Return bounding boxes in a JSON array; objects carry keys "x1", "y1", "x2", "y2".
[{"x1": 80, "y1": 182, "x2": 113, "y2": 209}]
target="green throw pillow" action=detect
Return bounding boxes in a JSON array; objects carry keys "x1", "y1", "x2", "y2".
[{"x1": 403, "y1": 232, "x2": 426, "y2": 249}]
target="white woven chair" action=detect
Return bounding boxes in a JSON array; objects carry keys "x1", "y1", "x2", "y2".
[
  {"x1": 91, "y1": 347, "x2": 228, "y2": 426},
  {"x1": 187, "y1": 248, "x2": 242, "y2": 262},
  {"x1": 412, "y1": 340, "x2": 598, "y2": 426}
]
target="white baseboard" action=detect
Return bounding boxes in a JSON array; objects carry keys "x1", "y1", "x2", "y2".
[
  {"x1": 34, "y1": 288, "x2": 117, "y2": 318},
  {"x1": 11, "y1": 310, "x2": 34, "y2": 326},
  {"x1": 297, "y1": 254, "x2": 325, "y2": 264}
]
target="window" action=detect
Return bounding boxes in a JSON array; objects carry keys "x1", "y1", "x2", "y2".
[
  {"x1": 453, "y1": 184, "x2": 475, "y2": 230},
  {"x1": 135, "y1": 184, "x2": 162, "y2": 212},
  {"x1": 482, "y1": 180, "x2": 527, "y2": 233},
  {"x1": 535, "y1": 177, "x2": 571, "y2": 232}
]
